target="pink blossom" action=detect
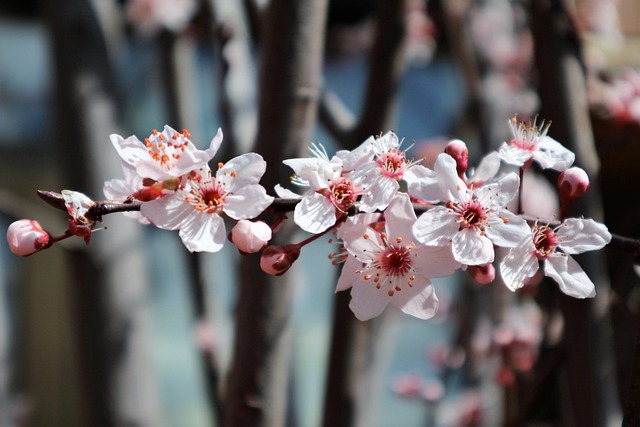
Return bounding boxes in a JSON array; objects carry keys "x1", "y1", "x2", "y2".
[
  {"x1": 498, "y1": 116, "x2": 574, "y2": 171},
  {"x1": 353, "y1": 131, "x2": 429, "y2": 212},
  {"x1": 229, "y1": 220, "x2": 272, "y2": 254},
  {"x1": 336, "y1": 194, "x2": 459, "y2": 321},
  {"x1": 110, "y1": 126, "x2": 222, "y2": 182},
  {"x1": 278, "y1": 144, "x2": 363, "y2": 234},
  {"x1": 412, "y1": 154, "x2": 529, "y2": 266},
  {"x1": 141, "y1": 153, "x2": 273, "y2": 253},
  {"x1": 500, "y1": 218, "x2": 611, "y2": 297},
  {"x1": 125, "y1": 0, "x2": 199, "y2": 36},
  {"x1": 6, "y1": 220, "x2": 51, "y2": 256}
]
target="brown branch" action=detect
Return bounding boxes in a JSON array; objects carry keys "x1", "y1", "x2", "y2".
[{"x1": 34, "y1": 191, "x2": 640, "y2": 261}]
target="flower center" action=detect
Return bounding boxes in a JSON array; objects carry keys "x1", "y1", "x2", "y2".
[
  {"x1": 449, "y1": 200, "x2": 487, "y2": 230},
  {"x1": 186, "y1": 180, "x2": 227, "y2": 214},
  {"x1": 376, "y1": 149, "x2": 408, "y2": 179},
  {"x1": 507, "y1": 116, "x2": 550, "y2": 153},
  {"x1": 359, "y1": 234, "x2": 417, "y2": 297},
  {"x1": 378, "y1": 245, "x2": 413, "y2": 276},
  {"x1": 145, "y1": 128, "x2": 192, "y2": 169},
  {"x1": 532, "y1": 225, "x2": 558, "y2": 259},
  {"x1": 326, "y1": 177, "x2": 361, "y2": 213}
]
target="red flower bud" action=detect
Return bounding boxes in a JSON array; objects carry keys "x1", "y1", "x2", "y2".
[
  {"x1": 469, "y1": 263, "x2": 495, "y2": 285},
  {"x1": 6, "y1": 219, "x2": 52, "y2": 256},
  {"x1": 260, "y1": 244, "x2": 301, "y2": 276},
  {"x1": 444, "y1": 139, "x2": 469, "y2": 177},
  {"x1": 558, "y1": 167, "x2": 589, "y2": 203}
]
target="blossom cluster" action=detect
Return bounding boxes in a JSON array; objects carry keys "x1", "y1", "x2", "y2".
[{"x1": 6, "y1": 118, "x2": 612, "y2": 322}]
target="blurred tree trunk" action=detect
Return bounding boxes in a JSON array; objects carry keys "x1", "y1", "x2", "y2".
[
  {"x1": 223, "y1": 0, "x2": 328, "y2": 426},
  {"x1": 41, "y1": 0, "x2": 162, "y2": 425},
  {"x1": 530, "y1": 0, "x2": 621, "y2": 425}
]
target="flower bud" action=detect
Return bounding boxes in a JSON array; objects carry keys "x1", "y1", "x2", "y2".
[
  {"x1": 260, "y1": 244, "x2": 301, "y2": 276},
  {"x1": 229, "y1": 220, "x2": 272, "y2": 254},
  {"x1": 391, "y1": 375, "x2": 423, "y2": 399},
  {"x1": 6, "y1": 220, "x2": 52, "y2": 256},
  {"x1": 469, "y1": 263, "x2": 495, "y2": 285},
  {"x1": 444, "y1": 139, "x2": 469, "y2": 177},
  {"x1": 558, "y1": 167, "x2": 589, "y2": 203}
]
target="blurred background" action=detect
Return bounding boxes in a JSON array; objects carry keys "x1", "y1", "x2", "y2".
[{"x1": 1, "y1": 0, "x2": 640, "y2": 426}]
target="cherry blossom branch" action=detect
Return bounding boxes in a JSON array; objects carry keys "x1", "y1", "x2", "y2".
[{"x1": 35, "y1": 190, "x2": 640, "y2": 262}]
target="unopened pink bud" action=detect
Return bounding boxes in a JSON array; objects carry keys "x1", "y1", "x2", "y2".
[
  {"x1": 444, "y1": 139, "x2": 469, "y2": 176},
  {"x1": 469, "y1": 263, "x2": 495, "y2": 285},
  {"x1": 392, "y1": 375, "x2": 423, "y2": 399},
  {"x1": 558, "y1": 167, "x2": 589, "y2": 202},
  {"x1": 260, "y1": 244, "x2": 301, "y2": 275},
  {"x1": 6, "y1": 220, "x2": 52, "y2": 256},
  {"x1": 229, "y1": 220, "x2": 272, "y2": 254}
]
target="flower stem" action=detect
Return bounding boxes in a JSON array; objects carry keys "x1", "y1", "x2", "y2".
[{"x1": 517, "y1": 166, "x2": 525, "y2": 215}]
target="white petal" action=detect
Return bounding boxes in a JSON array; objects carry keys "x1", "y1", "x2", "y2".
[
  {"x1": 404, "y1": 164, "x2": 442, "y2": 203},
  {"x1": 452, "y1": 228, "x2": 494, "y2": 265},
  {"x1": 110, "y1": 134, "x2": 148, "y2": 167},
  {"x1": 485, "y1": 210, "x2": 530, "y2": 248},
  {"x1": 393, "y1": 277, "x2": 439, "y2": 320},
  {"x1": 205, "y1": 127, "x2": 223, "y2": 159},
  {"x1": 349, "y1": 279, "x2": 391, "y2": 321},
  {"x1": 283, "y1": 157, "x2": 333, "y2": 190},
  {"x1": 294, "y1": 193, "x2": 337, "y2": 234},
  {"x1": 336, "y1": 256, "x2": 365, "y2": 292},
  {"x1": 140, "y1": 192, "x2": 194, "y2": 230},
  {"x1": 177, "y1": 212, "x2": 227, "y2": 253},
  {"x1": 412, "y1": 207, "x2": 459, "y2": 246},
  {"x1": 535, "y1": 136, "x2": 575, "y2": 171},
  {"x1": 218, "y1": 153, "x2": 267, "y2": 189},
  {"x1": 341, "y1": 224, "x2": 384, "y2": 263},
  {"x1": 274, "y1": 185, "x2": 303, "y2": 199},
  {"x1": 224, "y1": 185, "x2": 274, "y2": 219},
  {"x1": 412, "y1": 246, "x2": 460, "y2": 278},
  {"x1": 544, "y1": 255, "x2": 596, "y2": 298},
  {"x1": 498, "y1": 142, "x2": 533, "y2": 166},
  {"x1": 470, "y1": 152, "x2": 501, "y2": 184},
  {"x1": 135, "y1": 160, "x2": 173, "y2": 181},
  {"x1": 495, "y1": 172, "x2": 521, "y2": 206},
  {"x1": 434, "y1": 153, "x2": 467, "y2": 201},
  {"x1": 359, "y1": 176, "x2": 399, "y2": 213},
  {"x1": 172, "y1": 149, "x2": 214, "y2": 177},
  {"x1": 336, "y1": 138, "x2": 375, "y2": 171},
  {"x1": 383, "y1": 193, "x2": 417, "y2": 242},
  {"x1": 499, "y1": 243, "x2": 539, "y2": 291},
  {"x1": 557, "y1": 218, "x2": 611, "y2": 254}
]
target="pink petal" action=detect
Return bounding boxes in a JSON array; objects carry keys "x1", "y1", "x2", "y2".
[
  {"x1": 380, "y1": 194, "x2": 416, "y2": 243},
  {"x1": 412, "y1": 246, "x2": 460, "y2": 278},
  {"x1": 349, "y1": 278, "x2": 391, "y2": 321}
]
